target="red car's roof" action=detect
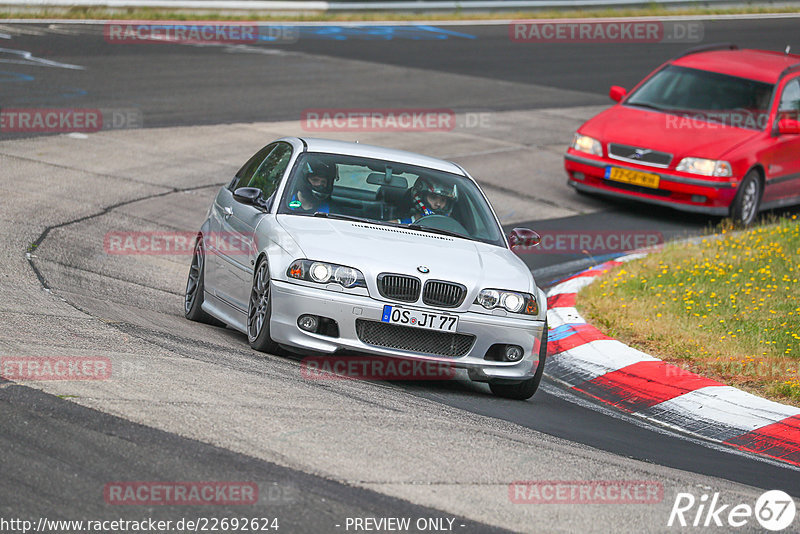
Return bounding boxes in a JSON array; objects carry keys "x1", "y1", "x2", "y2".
[{"x1": 671, "y1": 49, "x2": 800, "y2": 84}]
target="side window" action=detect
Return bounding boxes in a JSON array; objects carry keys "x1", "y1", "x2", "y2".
[
  {"x1": 230, "y1": 143, "x2": 277, "y2": 191},
  {"x1": 247, "y1": 142, "x2": 293, "y2": 199},
  {"x1": 778, "y1": 78, "x2": 800, "y2": 121}
]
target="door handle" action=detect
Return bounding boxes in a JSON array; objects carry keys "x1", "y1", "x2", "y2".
[{"x1": 223, "y1": 206, "x2": 233, "y2": 219}]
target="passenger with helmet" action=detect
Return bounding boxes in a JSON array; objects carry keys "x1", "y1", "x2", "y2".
[
  {"x1": 394, "y1": 176, "x2": 458, "y2": 224},
  {"x1": 288, "y1": 157, "x2": 337, "y2": 213}
]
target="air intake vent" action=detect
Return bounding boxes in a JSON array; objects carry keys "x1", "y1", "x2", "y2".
[
  {"x1": 377, "y1": 273, "x2": 421, "y2": 302},
  {"x1": 356, "y1": 319, "x2": 474, "y2": 358},
  {"x1": 352, "y1": 224, "x2": 453, "y2": 241},
  {"x1": 423, "y1": 280, "x2": 467, "y2": 308}
]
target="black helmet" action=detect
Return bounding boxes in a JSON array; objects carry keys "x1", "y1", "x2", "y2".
[
  {"x1": 300, "y1": 157, "x2": 336, "y2": 201},
  {"x1": 411, "y1": 177, "x2": 458, "y2": 216}
]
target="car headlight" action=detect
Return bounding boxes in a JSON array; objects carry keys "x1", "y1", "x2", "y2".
[
  {"x1": 287, "y1": 259, "x2": 366, "y2": 289},
  {"x1": 475, "y1": 289, "x2": 538, "y2": 315},
  {"x1": 571, "y1": 133, "x2": 603, "y2": 156},
  {"x1": 676, "y1": 157, "x2": 732, "y2": 177}
]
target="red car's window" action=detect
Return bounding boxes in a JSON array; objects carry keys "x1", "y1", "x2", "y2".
[
  {"x1": 778, "y1": 78, "x2": 800, "y2": 121},
  {"x1": 626, "y1": 65, "x2": 774, "y2": 130}
]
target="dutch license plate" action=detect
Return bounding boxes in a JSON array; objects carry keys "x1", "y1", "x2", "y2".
[
  {"x1": 381, "y1": 305, "x2": 458, "y2": 332},
  {"x1": 605, "y1": 166, "x2": 660, "y2": 189}
]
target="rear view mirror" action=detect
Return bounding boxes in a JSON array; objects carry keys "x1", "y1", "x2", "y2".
[
  {"x1": 233, "y1": 187, "x2": 263, "y2": 205},
  {"x1": 778, "y1": 118, "x2": 800, "y2": 135},
  {"x1": 508, "y1": 228, "x2": 541, "y2": 250},
  {"x1": 366, "y1": 172, "x2": 408, "y2": 189},
  {"x1": 609, "y1": 86, "x2": 627, "y2": 103}
]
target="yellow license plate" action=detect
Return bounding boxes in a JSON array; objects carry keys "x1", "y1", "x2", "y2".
[{"x1": 605, "y1": 166, "x2": 660, "y2": 189}]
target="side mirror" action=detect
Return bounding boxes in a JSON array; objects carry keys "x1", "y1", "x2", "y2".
[
  {"x1": 233, "y1": 187, "x2": 263, "y2": 206},
  {"x1": 609, "y1": 85, "x2": 627, "y2": 103},
  {"x1": 508, "y1": 228, "x2": 541, "y2": 250},
  {"x1": 778, "y1": 118, "x2": 800, "y2": 135}
]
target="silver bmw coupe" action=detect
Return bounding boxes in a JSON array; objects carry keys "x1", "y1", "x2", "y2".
[{"x1": 185, "y1": 137, "x2": 548, "y2": 399}]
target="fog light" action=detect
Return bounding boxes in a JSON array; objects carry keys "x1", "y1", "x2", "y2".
[
  {"x1": 504, "y1": 345, "x2": 524, "y2": 362},
  {"x1": 572, "y1": 171, "x2": 585, "y2": 181},
  {"x1": 691, "y1": 195, "x2": 707, "y2": 203},
  {"x1": 298, "y1": 314, "x2": 318, "y2": 332}
]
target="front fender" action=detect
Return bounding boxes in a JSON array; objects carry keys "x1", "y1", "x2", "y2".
[
  {"x1": 536, "y1": 285, "x2": 548, "y2": 322},
  {"x1": 253, "y1": 216, "x2": 306, "y2": 282}
]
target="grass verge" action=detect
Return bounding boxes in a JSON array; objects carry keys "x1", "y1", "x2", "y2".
[
  {"x1": 578, "y1": 215, "x2": 800, "y2": 406},
  {"x1": 0, "y1": 4, "x2": 799, "y2": 21}
]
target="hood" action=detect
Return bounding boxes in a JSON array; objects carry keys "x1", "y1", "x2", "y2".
[
  {"x1": 276, "y1": 215, "x2": 535, "y2": 296},
  {"x1": 581, "y1": 105, "x2": 761, "y2": 161}
]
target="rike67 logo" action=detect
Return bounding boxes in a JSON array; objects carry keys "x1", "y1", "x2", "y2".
[{"x1": 668, "y1": 490, "x2": 796, "y2": 531}]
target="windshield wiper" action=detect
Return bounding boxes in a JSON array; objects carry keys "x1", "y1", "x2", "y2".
[
  {"x1": 312, "y1": 212, "x2": 379, "y2": 225},
  {"x1": 626, "y1": 102, "x2": 668, "y2": 112},
  {"x1": 406, "y1": 224, "x2": 468, "y2": 240}
]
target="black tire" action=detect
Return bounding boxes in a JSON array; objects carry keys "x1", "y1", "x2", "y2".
[
  {"x1": 730, "y1": 170, "x2": 762, "y2": 226},
  {"x1": 489, "y1": 322, "x2": 548, "y2": 400},
  {"x1": 184, "y1": 237, "x2": 225, "y2": 326},
  {"x1": 247, "y1": 258, "x2": 280, "y2": 353}
]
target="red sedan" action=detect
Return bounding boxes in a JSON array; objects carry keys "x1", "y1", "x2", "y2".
[{"x1": 565, "y1": 44, "x2": 800, "y2": 224}]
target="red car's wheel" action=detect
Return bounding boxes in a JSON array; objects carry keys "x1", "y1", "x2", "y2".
[{"x1": 730, "y1": 170, "x2": 762, "y2": 226}]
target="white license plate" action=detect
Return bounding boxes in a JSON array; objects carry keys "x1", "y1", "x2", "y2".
[{"x1": 381, "y1": 305, "x2": 458, "y2": 332}]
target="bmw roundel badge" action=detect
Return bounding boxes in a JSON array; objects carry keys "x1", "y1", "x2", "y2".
[{"x1": 417, "y1": 266, "x2": 430, "y2": 274}]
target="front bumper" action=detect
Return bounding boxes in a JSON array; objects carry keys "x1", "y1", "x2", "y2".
[
  {"x1": 564, "y1": 152, "x2": 737, "y2": 216},
  {"x1": 269, "y1": 279, "x2": 545, "y2": 381}
]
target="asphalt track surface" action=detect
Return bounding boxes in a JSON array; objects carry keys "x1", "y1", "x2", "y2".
[
  {"x1": 0, "y1": 380, "x2": 509, "y2": 532},
  {"x1": 0, "y1": 17, "x2": 797, "y2": 127},
  {"x1": 1, "y1": 17, "x2": 800, "y2": 532}
]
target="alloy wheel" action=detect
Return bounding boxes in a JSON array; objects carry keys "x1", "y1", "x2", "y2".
[
  {"x1": 740, "y1": 179, "x2": 759, "y2": 224},
  {"x1": 184, "y1": 239, "x2": 204, "y2": 314},
  {"x1": 248, "y1": 261, "x2": 270, "y2": 341}
]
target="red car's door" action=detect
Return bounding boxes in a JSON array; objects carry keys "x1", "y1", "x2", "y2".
[{"x1": 762, "y1": 76, "x2": 800, "y2": 205}]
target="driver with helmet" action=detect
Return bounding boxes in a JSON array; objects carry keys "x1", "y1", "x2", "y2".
[
  {"x1": 394, "y1": 176, "x2": 458, "y2": 224},
  {"x1": 288, "y1": 157, "x2": 336, "y2": 213}
]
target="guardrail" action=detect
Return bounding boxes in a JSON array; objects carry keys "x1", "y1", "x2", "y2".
[{"x1": 0, "y1": 0, "x2": 769, "y2": 11}]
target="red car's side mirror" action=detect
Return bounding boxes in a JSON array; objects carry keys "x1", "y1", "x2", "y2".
[
  {"x1": 778, "y1": 118, "x2": 800, "y2": 135},
  {"x1": 609, "y1": 86, "x2": 628, "y2": 103},
  {"x1": 508, "y1": 228, "x2": 541, "y2": 251}
]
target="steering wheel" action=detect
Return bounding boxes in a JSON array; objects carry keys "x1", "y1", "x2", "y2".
[{"x1": 412, "y1": 214, "x2": 470, "y2": 236}]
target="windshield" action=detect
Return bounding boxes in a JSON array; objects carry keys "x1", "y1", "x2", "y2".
[
  {"x1": 626, "y1": 65, "x2": 774, "y2": 131},
  {"x1": 278, "y1": 152, "x2": 505, "y2": 247}
]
